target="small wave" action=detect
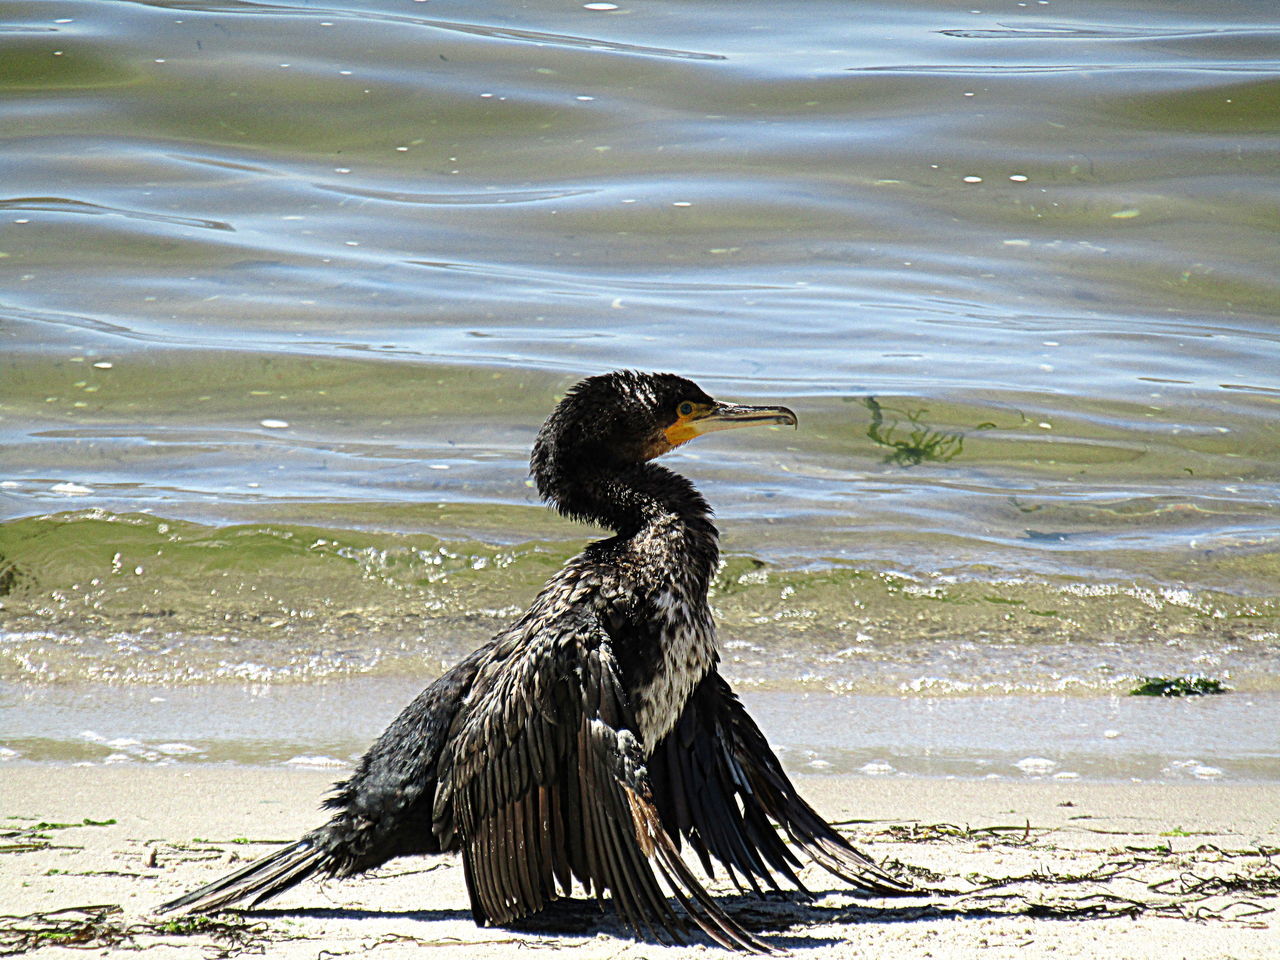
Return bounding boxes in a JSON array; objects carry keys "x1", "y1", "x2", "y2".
[
  {"x1": 403, "y1": 257, "x2": 789, "y2": 294},
  {"x1": 315, "y1": 183, "x2": 597, "y2": 207},
  {"x1": 940, "y1": 23, "x2": 1279, "y2": 41},
  {"x1": 169, "y1": 153, "x2": 281, "y2": 176},
  {"x1": 410, "y1": 18, "x2": 726, "y2": 62},
  {"x1": 851, "y1": 63, "x2": 1278, "y2": 75},
  {"x1": 129, "y1": 0, "x2": 725, "y2": 61},
  {"x1": 0, "y1": 197, "x2": 233, "y2": 232}
]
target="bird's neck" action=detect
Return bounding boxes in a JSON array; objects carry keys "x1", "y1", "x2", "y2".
[
  {"x1": 544, "y1": 460, "x2": 721, "y2": 749},
  {"x1": 556, "y1": 461, "x2": 719, "y2": 574}
]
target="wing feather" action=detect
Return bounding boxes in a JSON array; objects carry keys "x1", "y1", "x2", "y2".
[
  {"x1": 650, "y1": 669, "x2": 912, "y2": 898},
  {"x1": 435, "y1": 616, "x2": 774, "y2": 952}
]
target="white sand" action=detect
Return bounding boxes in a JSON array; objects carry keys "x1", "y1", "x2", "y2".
[{"x1": 2, "y1": 766, "x2": 1276, "y2": 958}]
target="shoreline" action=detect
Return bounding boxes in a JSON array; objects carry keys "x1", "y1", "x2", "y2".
[
  {"x1": 3, "y1": 767, "x2": 1276, "y2": 958},
  {"x1": 6, "y1": 681, "x2": 1279, "y2": 783}
]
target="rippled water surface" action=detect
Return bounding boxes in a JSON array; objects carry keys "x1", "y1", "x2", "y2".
[{"x1": 2, "y1": 0, "x2": 1278, "y2": 776}]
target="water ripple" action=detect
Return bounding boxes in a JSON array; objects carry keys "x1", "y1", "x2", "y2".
[
  {"x1": 4, "y1": 0, "x2": 1278, "y2": 609},
  {"x1": 853, "y1": 63, "x2": 1280, "y2": 75},
  {"x1": 127, "y1": 0, "x2": 726, "y2": 61},
  {"x1": 316, "y1": 183, "x2": 599, "y2": 207},
  {"x1": 403, "y1": 259, "x2": 789, "y2": 294},
  {"x1": 0, "y1": 196, "x2": 233, "y2": 232},
  {"x1": 941, "y1": 22, "x2": 1280, "y2": 41}
]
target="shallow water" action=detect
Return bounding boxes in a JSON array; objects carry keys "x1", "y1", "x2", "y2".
[
  {"x1": 6, "y1": 681, "x2": 1278, "y2": 783},
  {"x1": 2, "y1": 0, "x2": 1278, "y2": 777}
]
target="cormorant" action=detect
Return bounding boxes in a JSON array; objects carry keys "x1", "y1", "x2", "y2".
[{"x1": 159, "y1": 370, "x2": 911, "y2": 952}]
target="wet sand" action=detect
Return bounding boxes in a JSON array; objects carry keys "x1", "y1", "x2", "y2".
[{"x1": 3, "y1": 766, "x2": 1276, "y2": 958}]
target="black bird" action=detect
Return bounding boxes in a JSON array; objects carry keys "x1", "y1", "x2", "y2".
[{"x1": 158, "y1": 370, "x2": 911, "y2": 952}]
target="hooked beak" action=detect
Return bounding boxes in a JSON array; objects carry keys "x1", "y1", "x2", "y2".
[
  {"x1": 690, "y1": 402, "x2": 798, "y2": 435},
  {"x1": 664, "y1": 401, "x2": 798, "y2": 447}
]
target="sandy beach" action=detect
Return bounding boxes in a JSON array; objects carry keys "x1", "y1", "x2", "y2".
[{"x1": 2, "y1": 765, "x2": 1275, "y2": 958}]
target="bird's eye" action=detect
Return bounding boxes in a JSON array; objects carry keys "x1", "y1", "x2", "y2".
[{"x1": 678, "y1": 401, "x2": 694, "y2": 417}]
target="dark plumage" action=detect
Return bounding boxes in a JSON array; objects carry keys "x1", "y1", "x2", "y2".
[{"x1": 158, "y1": 370, "x2": 911, "y2": 952}]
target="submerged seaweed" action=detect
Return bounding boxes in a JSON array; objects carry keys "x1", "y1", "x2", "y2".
[{"x1": 862, "y1": 397, "x2": 969, "y2": 466}]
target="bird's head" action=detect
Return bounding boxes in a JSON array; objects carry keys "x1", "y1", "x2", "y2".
[{"x1": 530, "y1": 370, "x2": 797, "y2": 503}]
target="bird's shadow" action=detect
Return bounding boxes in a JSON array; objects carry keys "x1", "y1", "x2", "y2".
[
  {"x1": 249, "y1": 905, "x2": 475, "y2": 925},
  {"x1": 247, "y1": 882, "x2": 1125, "y2": 951},
  {"x1": 244, "y1": 888, "x2": 968, "y2": 952}
]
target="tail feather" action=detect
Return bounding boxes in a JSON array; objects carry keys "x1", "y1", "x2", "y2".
[{"x1": 157, "y1": 839, "x2": 324, "y2": 915}]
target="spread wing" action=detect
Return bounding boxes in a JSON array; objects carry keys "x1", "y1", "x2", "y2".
[
  {"x1": 649, "y1": 669, "x2": 913, "y2": 897},
  {"x1": 432, "y1": 615, "x2": 773, "y2": 953}
]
